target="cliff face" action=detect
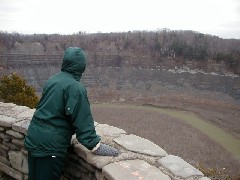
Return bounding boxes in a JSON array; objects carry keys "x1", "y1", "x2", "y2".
[{"x1": 1, "y1": 53, "x2": 239, "y2": 104}]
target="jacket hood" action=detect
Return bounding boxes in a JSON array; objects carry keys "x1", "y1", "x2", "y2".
[{"x1": 61, "y1": 47, "x2": 86, "y2": 81}]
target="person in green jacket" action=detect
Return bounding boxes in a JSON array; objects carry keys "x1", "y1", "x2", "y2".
[{"x1": 24, "y1": 47, "x2": 119, "y2": 180}]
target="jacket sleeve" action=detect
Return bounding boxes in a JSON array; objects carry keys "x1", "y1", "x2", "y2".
[{"x1": 65, "y1": 84, "x2": 100, "y2": 150}]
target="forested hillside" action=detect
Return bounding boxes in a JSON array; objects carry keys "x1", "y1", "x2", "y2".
[{"x1": 0, "y1": 29, "x2": 240, "y2": 74}]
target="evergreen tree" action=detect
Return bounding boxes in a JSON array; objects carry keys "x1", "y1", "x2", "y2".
[{"x1": 0, "y1": 73, "x2": 39, "y2": 108}]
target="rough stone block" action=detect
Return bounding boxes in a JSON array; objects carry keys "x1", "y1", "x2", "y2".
[
  {"x1": 0, "y1": 161, "x2": 23, "y2": 180},
  {"x1": 21, "y1": 149, "x2": 28, "y2": 156},
  {"x1": 0, "y1": 132, "x2": 11, "y2": 141},
  {"x1": 78, "y1": 158, "x2": 95, "y2": 172},
  {"x1": 64, "y1": 163, "x2": 83, "y2": 178},
  {"x1": 0, "y1": 171, "x2": 4, "y2": 178},
  {"x1": 158, "y1": 155, "x2": 204, "y2": 178},
  {"x1": 114, "y1": 134, "x2": 167, "y2": 157},
  {"x1": 82, "y1": 172, "x2": 95, "y2": 180},
  {"x1": 3, "y1": 141, "x2": 21, "y2": 151},
  {"x1": 24, "y1": 174, "x2": 28, "y2": 180},
  {"x1": 9, "y1": 151, "x2": 28, "y2": 174},
  {"x1": 95, "y1": 170, "x2": 105, "y2": 180},
  {"x1": 103, "y1": 159, "x2": 171, "y2": 180},
  {"x1": 62, "y1": 172, "x2": 73, "y2": 180},
  {"x1": 12, "y1": 139, "x2": 25, "y2": 147},
  {"x1": 0, "y1": 148, "x2": 7, "y2": 157},
  {"x1": 0, "y1": 115, "x2": 20, "y2": 127},
  {"x1": 12, "y1": 119, "x2": 30, "y2": 135},
  {"x1": 0, "y1": 155, "x2": 11, "y2": 165},
  {"x1": 0, "y1": 144, "x2": 9, "y2": 151},
  {"x1": 6, "y1": 130, "x2": 24, "y2": 139}
]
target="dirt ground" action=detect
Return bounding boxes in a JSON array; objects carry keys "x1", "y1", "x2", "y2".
[
  {"x1": 89, "y1": 87, "x2": 240, "y2": 139},
  {"x1": 152, "y1": 95, "x2": 240, "y2": 139},
  {"x1": 91, "y1": 97, "x2": 240, "y2": 178}
]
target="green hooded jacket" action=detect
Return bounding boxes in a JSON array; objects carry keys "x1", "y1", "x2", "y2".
[{"x1": 24, "y1": 47, "x2": 100, "y2": 157}]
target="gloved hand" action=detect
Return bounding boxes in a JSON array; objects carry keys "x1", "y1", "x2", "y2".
[{"x1": 93, "y1": 143, "x2": 119, "y2": 157}]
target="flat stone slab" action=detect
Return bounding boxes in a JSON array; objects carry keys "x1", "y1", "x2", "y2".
[
  {"x1": 198, "y1": 177, "x2": 211, "y2": 180},
  {"x1": 1, "y1": 105, "x2": 29, "y2": 117},
  {"x1": 16, "y1": 109, "x2": 35, "y2": 119},
  {"x1": 95, "y1": 124, "x2": 126, "y2": 137},
  {"x1": 0, "y1": 115, "x2": 20, "y2": 127},
  {"x1": 103, "y1": 159, "x2": 171, "y2": 180},
  {"x1": 12, "y1": 120, "x2": 31, "y2": 135},
  {"x1": 0, "y1": 102, "x2": 16, "y2": 106},
  {"x1": 114, "y1": 134, "x2": 167, "y2": 157},
  {"x1": 73, "y1": 142, "x2": 113, "y2": 169},
  {"x1": 158, "y1": 155, "x2": 204, "y2": 178},
  {"x1": 0, "y1": 102, "x2": 16, "y2": 115},
  {"x1": 6, "y1": 130, "x2": 24, "y2": 139}
]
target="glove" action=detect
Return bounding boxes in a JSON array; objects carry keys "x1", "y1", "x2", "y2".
[{"x1": 93, "y1": 143, "x2": 119, "y2": 157}]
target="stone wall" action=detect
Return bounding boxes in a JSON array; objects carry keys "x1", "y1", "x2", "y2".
[{"x1": 0, "y1": 102, "x2": 210, "y2": 180}]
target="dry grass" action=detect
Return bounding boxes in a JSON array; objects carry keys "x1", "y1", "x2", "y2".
[
  {"x1": 92, "y1": 105, "x2": 240, "y2": 178},
  {"x1": 196, "y1": 163, "x2": 240, "y2": 180}
]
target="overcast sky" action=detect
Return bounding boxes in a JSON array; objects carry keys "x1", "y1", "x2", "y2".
[{"x1": 0, "y1": 0, "x2": 240, "y2": 39}]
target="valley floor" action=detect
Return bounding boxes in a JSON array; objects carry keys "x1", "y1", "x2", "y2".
[{"x1": 91, "y1": 100, "x2": 240, "y2": 178}]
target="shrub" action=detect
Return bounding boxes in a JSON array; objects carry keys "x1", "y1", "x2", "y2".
[
  {"x1": 196, "y1": 163, "x2": 240, "y2": 180},
  {"x1": 0, "y1": 73, "x2": 39, "y2": 108}
]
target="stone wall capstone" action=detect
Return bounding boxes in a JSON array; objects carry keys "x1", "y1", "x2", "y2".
[{"x1": 0, "y1": 102, "x2": 210, "y2": 180}]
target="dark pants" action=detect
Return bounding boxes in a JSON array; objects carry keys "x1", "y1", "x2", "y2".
[{"x1": 28, "y1": 153, "x2": 66, "y2": 180}]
